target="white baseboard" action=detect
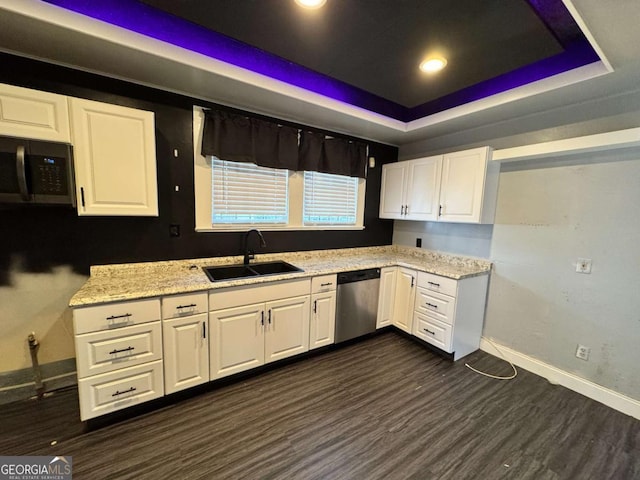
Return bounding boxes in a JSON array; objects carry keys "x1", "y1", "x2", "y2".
[{"x1": 479, "y1": 337, "x2": 640, "y2": 420}]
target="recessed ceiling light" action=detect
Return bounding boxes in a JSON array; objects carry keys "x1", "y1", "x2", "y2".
[
  {"x1": 419, "y1": 57, "x2": 448, "y2": 73},
  {"x1": 295, "y1": 0, "x2": 327, "y2": 8}
]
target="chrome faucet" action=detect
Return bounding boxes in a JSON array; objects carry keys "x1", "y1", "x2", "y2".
[{"x1": 243, "y1": 229, "x2": 266, "y2": 265}]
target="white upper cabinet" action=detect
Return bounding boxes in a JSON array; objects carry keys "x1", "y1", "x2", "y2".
[
  {"x1": 379, "y1": 146, "x2": 498, "y2": 224},
  {"x1": 380, "y1": 156, "x2": 442, "y2": 221},
  {"x1": 440, "y1": 147, "x2": 497, "y2": 223},
  {"x1": 379, "y1": 162, "x2": 407, "y2": 218},
  {"x1": 0, "y1": 83, "x2": 70, "y2": 142},
  {"x1": 70, "y1": 98, "x2": 158, "y2": 216}
]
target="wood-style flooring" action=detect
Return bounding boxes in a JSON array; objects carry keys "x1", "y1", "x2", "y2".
[{"x1": 1, "y1": 332, "x2": 638, "y2": 479}]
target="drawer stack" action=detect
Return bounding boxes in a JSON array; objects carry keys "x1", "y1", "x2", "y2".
[
  {"x1": 412, "y1": 271, "x2": 488, "y2": 360},
  {"x1": 73, "y1": 298, "x2": 163, "y2": 420}
]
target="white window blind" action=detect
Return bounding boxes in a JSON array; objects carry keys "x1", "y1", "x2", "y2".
[
  {"x1": 303, "y1": 171, "x2": 358, "y2": 225},
  {"x1": 212, "y1": 158, "x2": 288, "y2": 224}
]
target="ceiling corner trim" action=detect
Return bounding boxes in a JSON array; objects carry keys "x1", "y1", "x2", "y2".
[{"x1": 562, "y1": 0, "x2": 614, "y2": 72}]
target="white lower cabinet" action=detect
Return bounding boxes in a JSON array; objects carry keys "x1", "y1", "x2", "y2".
[
  {"x1": 411, "y1": 271, "x2": 488, "y2": 360},
  {"x1": 73, "y1": 298, "x2": 164, "y2": 421},
  {"x1": 163, "y1": 313, "x2": 209, "y2": 394},
  {"x1": 376, "y1": 267, "x2": 397, "y2": 328},
  {"x1": 392, "y1": 267, "x2": 417, "y2": 333},
  {"x1": 209, "y1": 279, "x2": 311, "y2": 380},
  {"x1": 162, "y1": 292, "x2": 209, "y2": 394},
  {"x1": 309, "y1": 274, "x2": 337, "y2": 349}
]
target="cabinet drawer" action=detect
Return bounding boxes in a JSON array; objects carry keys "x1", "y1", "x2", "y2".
[
  {"x1": 417, "y1": 271, "x2": 457, "y2": 297},
  {"x1": 413, "y1": 313, "x2": 452, "y2": 352},
  {"x1": 415, "y1": 288, "x2": 455, "y2": 325},
  {"x1": 75, "y1": 321, "x2": 162, "y2": 378},
  {"x1": 162, "y1": 292, "x2": 208, "y2": 319},
  {"x1": 311, "y1": 274, "x2": 337, "y2": 293},
  {"x1": 73, "y1": 298, "x2": 161, "y2": 334},
  {"x1": 77, "y1": 360, "x2": 164, "y2": 421}
]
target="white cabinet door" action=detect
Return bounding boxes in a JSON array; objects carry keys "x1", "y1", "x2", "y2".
[
  {"x1": 405, "y1": 156, "x2": 442, "y2": 221},
  {"x1": 439, "y1": 147, "x2": 490, "y2": 223},
  {"x1": 265, "y1": 295, "x2": 310, "y2": 363},
  {"x1": 209, "y1": 303, "x2": 264, "y2": 380},
  {"x1": 70, "y1": 98, "x2": 158, "y2": 216},
  {"x1": 392, "y1": 267, "x2": 416, "y2": 333},
  {"x1": 163, "y1": 313, "x2": 209, "y2": 394},
  {"x1": 0, "y1": 83, "x2": 70, "y2": 142},
  {"x1": 379, "y1": 162, "x2": 407, "y2": 219},
  {"x1": 376, "y1": 266, "x2": 397, "y2": 328},
  {"x1": 310, "y1": 291, "x2": 336, "y2": 349}
]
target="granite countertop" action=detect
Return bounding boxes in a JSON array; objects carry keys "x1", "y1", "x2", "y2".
[{"x1": 69, "y1": 245, "x2": 492, "y2": 307}]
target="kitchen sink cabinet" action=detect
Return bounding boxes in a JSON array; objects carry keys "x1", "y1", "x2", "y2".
[
  {"x1": 209, "y1": 279, "x2": 311, "y2": 380},
  {"x1": 412, "y1": 271, "x2": 488, "y2": 360},
  {"x1": 379, "y1": 156, "x2": 441, "y2": 220},
  {"x1": 310, "y1": 274, "x2": 337, "y2": 349},
  {"x1": 392, "y1": 267, "x2": 417, "y2": 333},
  {"x1": 162, "y1": 292, "x2": 209, "y2": 395},
  {"x1": 376, "y1": 266, "x2": 397, "y2": 328},
  {"x1": 0, "y1": 83, "x2": 71, "y2": 142},
  {"x1": 379, "y1": 146, "x2": 498, "y2": 224},
  {"x1": 69, "y1": 97, "x2": 158, "y2": 217}
]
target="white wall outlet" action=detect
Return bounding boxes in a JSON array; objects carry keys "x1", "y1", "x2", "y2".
[
  {"x1": 576, "y1": 258, "x2": 592, "y2": 274},
  {"x1": 576, "y1": 344, "x2": 590, "y2": 361}
]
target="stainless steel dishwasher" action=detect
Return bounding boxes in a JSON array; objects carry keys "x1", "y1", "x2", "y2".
[{"x1": 335, "y1": 268, "x2": 381, "y2": 343}]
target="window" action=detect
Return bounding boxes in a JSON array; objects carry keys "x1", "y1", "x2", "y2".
[
  {"x1": 303, "y1": 171, "x2": 358, "y2": 225},
  {"x1": 193, "y1": 106, "x2": 366, "y2": 231},
  {"x1": 212, "y1": 158, "x2": 288, "y2": 225}
]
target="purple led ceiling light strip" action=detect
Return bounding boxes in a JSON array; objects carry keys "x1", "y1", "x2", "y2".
[{"x1": 42, "y1": 0, "x2": 600, "y2": 121}]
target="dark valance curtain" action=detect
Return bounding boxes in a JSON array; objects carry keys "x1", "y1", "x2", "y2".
[
  {"x1": 201, "y1": 110, "x2": 298, "y2": 170},
  {"x1": 202, "y1": 109, "x2": 368, "y2": 178},
  {"x1": 298, "y1": 130, "x2": 368, "y2": 178}
]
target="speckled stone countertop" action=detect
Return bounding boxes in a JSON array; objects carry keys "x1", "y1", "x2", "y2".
[{"x1": 69, "y1": 245, "x2": 492, "y2": 307}]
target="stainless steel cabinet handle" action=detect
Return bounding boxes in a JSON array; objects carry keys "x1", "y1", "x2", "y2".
[
  {"x1": 16, "y1": 145, "x2": 30, "y2": 201},
  {"x1": 112, "y1": 387, "x2": 136, "y2": 397},
  {"x1": 400, "y1": 205, "x2": 405, "y2": 215},
  {"x1": 424, "y1": 328, "x2": 436, "y2": 336},
  {"x1": 439, "y1": 205, "x2": 443, "y2": 217},
  {"x1": 108, "y1": 346, "x2": 134, "y2": 355},
  {"x1": 405, "y1": 205, "x2": 409, "y2": 215}
]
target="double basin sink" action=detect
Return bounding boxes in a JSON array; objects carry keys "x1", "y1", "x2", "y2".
[{"x1": 203, "y1": 260, "x2": 303, "y2": 282}]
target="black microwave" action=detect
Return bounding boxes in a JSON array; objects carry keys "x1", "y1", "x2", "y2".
[{"x1": 0, "y1": 136, "x2": 75, "y2": 206}]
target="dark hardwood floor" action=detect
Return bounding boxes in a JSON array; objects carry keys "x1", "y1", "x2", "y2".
[{"x1": 1, "y1": 332, "x2": 638, "y2": 479}]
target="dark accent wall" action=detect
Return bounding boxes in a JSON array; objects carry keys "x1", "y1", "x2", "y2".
[{"x1": 0, "y1": 53, "x2": 397, "y2": 284}]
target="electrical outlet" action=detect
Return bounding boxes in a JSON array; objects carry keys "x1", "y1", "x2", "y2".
[
  {"x1": 416, "y1": 238, "x2": 422, "y2": 248},
  {"x1": 575, "y1": 344, "x2": 590, "y2": 361},
  {"x1": 576, "y1": 258, "x2": 592, "y2": 274}
]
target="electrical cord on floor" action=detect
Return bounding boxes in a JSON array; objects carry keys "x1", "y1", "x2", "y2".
[{"x1": 465, "y1": 338, "x2": 517, "y2": 380}]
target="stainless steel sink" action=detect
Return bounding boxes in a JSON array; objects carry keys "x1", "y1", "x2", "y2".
[{"x1": 203, "y1": 260, "x2": 302, "y2": 282}]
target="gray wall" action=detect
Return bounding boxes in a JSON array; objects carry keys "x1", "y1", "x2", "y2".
[{"x1": 395, "y1": 91, "x2": 640, "y2": 401}]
